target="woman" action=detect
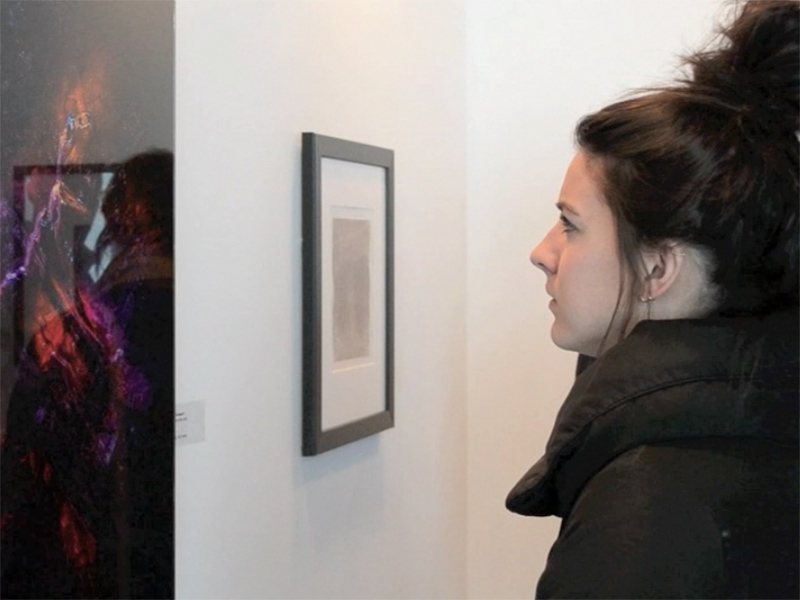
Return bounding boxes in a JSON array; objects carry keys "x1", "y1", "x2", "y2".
[{"x1": 506, "y1": 2, "x2": 799, "y2": 598}]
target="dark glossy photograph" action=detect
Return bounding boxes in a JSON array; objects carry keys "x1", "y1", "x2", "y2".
[{"x1": 0, "y1": 1, "x2": 175, "y2": 598}]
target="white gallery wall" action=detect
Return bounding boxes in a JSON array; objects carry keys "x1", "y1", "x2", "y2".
[
  {"x1": 173, "y1": 0, "x2": 728, "y2": 598},
  {"x1": 175, "y1": 1, "x2": 467, "y2": 598},
  {"x1": 466, "y1": 1, "x2": 729, "y2": 598}
]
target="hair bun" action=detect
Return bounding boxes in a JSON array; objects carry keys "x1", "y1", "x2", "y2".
[{"x1": 685, "y1": 0, "x2": 799, "y2": 139}]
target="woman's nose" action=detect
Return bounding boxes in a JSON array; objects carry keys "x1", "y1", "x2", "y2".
[{"x1": 530, "y1": 228, "x2": 556, "y2": 275}]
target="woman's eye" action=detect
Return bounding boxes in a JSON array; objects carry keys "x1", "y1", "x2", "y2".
[{"x1": 560, "y1": 215, "x2": 576, "y2": 233}]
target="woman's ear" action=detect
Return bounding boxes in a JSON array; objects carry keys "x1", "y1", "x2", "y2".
[{"x1": 639, "y1": 242, "x2": 685, "y2": 301}]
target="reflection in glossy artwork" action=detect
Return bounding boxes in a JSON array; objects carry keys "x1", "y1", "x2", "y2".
[{"x1": 0, "y1": 2, "x2": 175, "y2": 598}]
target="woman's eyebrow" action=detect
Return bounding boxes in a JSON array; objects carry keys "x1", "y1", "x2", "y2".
[{"x1": 556, "y1": 201, "x2": 579, "y2": 216}]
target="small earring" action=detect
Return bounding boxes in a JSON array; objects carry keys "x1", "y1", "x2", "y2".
[{"x1": 640, "y1": 295, "x2": 654, "y2": 303}]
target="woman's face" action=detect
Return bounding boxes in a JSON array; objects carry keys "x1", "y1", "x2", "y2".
[{"x1": 530, "y1": 152, "x2": 624, "y2": 357}]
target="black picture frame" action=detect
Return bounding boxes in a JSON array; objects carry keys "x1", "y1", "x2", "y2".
[
  {"x1": 301, "y1": 133, "x2": 394, "y2": 456},
  {"x1": 11, "y1": 163, "x2": 120, "y2": 363}
]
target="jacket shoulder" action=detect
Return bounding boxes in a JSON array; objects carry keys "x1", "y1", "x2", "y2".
[{"x1": 538, "y1": 438, "x2": 799, "y2": 599}]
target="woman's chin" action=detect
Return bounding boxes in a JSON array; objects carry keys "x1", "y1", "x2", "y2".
[
  {"x1": 550, "y1": 324, "x2": 574, "y2": 352},
  {"x1": 551, "y1": 325, "x2": 598, "y2": 357}
]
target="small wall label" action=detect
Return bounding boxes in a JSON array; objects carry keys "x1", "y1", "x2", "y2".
[{"x1": 176, "y1": 401, "x2": 205, "y2": 446}]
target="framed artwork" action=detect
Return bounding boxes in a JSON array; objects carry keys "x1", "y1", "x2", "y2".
[
  {"x1": 0, "y1": 2, "x2": 175, "y2": 597},
  {"x1": 301, "y1": 133, "x2": 394, "y2": 456}
]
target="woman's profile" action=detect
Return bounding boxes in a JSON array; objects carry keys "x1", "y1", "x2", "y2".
[{"x1": 507, "y1": 1, "x2": 799, "y2": 597}]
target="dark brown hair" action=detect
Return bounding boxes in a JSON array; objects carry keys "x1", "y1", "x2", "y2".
[
  {"x1": 576, "y1": 0, "x2": 799, "y2": 344},
  {"x1": 97, "y1": 149, "x2": 174, "y2": 258}
]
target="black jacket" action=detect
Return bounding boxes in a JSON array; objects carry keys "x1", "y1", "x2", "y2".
[{"x1": 507, "y1": 310, "x2": 799, "y2": 599}]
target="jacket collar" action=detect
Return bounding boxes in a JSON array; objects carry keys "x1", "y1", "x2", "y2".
[
  {"x1": 96, "y1": 247, "x2": 174, "y2": 294},
  {"x1": 506, "y1": 310, "x2": 799, "y2": 517}
]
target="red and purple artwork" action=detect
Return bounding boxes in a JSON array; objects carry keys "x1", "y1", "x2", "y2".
[{"x1": 0, "y1": 2, "x2": 175, "y2": 598}]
